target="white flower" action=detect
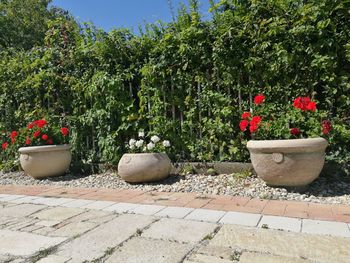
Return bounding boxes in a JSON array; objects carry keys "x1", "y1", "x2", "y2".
[
  {"x1": 163, "y1": 140, "x2": 171, "y2": 147},
  {"x1": 135, "y1": 140, "x2": 144, "y2": 148},
  {"x1": 147, "y1": 142, "x2": 155, "y2": 150},
  {"x1": 129, "y1": 144, "x2": 135, "y2": 150},
  {"x1": 150, "y1": 135, "x2": 160, "y2": 143},
  {"x1": 138, "y1": 131, "x2": 145, "y2": 138},
  {"x1": 129, "y1": 139, "x2": 136, "y2": 146}
]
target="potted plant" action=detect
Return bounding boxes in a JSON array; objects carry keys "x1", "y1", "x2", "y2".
[
  {"x1": 239, "y1": 94, "x2": 330, "y2": 187},
  {"x1": 1, "y1": 119, "x2": 71, "y2": 179},
  {"x1": 118, "y1": 131, "x2": 172, "y2": 183}
]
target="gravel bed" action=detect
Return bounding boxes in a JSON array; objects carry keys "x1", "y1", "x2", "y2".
[{"x1": 1, "y1": 171, "x2": 350, "y2": 205}]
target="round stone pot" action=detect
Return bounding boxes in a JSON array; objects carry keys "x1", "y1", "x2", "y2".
[
  {"x1": 19, "y1": 145, "x2": 71, "y2": 179},
  {"x1": 118, "y1": 153, "x2": 172, "y2": 183},
  {"x1": 247, "y1": 138, "x2": 328, "y2": 187}
]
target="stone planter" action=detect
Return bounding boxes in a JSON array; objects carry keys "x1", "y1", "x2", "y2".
[
  {"x1": 118, "y1": 153, "x2": 172, "y2": 183},
  {"x1": 19, "y1": 145, "x2": 71, "y2": 179},
  {"x1": 247, "y1": 138, "x2": 328, "y2": 187}
]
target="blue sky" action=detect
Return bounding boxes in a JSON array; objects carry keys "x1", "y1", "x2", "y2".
[{"x1": 51, "y1": 0, "x2": 213, "y2": 32}]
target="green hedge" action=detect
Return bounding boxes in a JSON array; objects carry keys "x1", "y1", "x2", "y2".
[{"x1": 0, "y1": 0, "x2": 349, "y2": 173}]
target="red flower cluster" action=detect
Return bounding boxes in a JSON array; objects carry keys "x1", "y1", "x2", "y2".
[
  {"x1": 2, "y1": 142, "x2": 8, "y2": 150},
  {"x1": 27, "y1": 119, "x2": 47, "y2": 129},
  {"x1": 322, "y1": 120, "x2": 332, "y2": 135},
  {"x1": 293, "y1": 97, "x2": 317, "y2": 112},
  {"x1": 61, "y1": 127, "x2": 69, "y2": 136},
  {"x1": 239, "y1": 94, "x2": 331, "y2": 139},
  {"x1": 239, "y1": 115, "x2": 262, "y2": 134},
  {"x1": 254, "y1": 94, "x2": 265, "y2": 105},
  {"x1": 1, "y1": 119, "x2": 70, "y2": 151},
  {"x1": 10, "y1": 131, "x2": 18, "y2": 144},
  {"x1": 290, "y1": 128, "x2": 301, "y2": 136},
  {"x1": 26, "y1": 119, "x2": 68, "y2": 145}
]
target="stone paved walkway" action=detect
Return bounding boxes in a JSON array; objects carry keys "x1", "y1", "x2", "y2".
[{"x1": 1, "y1": 185, "x2": 350, "y2": 262}]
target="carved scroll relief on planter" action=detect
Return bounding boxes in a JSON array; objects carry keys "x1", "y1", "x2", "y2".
[{"x1": 272, "y1": 153, "x2": 284, "y2": 164}]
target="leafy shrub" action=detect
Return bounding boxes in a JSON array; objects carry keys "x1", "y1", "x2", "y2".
[{"x1": 0, "y1": 0, "x2": 349, "y2": 175}]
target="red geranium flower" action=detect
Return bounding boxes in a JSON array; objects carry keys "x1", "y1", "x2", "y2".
[
  {"x1": 27, "y1": 122, "x2": 35, "y2": 129},
  {"x1": 254, "y1": 94, "x2": 265, "y2": 105},
  {"x1": 241, "y1": 112, "x2": 251, "y2": 119},
  {"x1": 10, "y1": 131, "x2": 18, "y2": 139},
  {"x1": 33, "y1": 130, "x2": 41, "y2": 138},
  {"x1": 306, "y1": 101, "x2": 317, "y2": 112},
  {"x1": 239, "y1": 120, "x2": 249, "y2": 131},
  {"x1": 10, "y1": 131, "x2": 18, "y2": 144},
  {"x1": 322, "y1": 120, "x2": 332, "y2": 135},
  {"x1": 293, "y1": 97, "x2": 316, "y2": 112},
  {"x1": 251, "y1": 116, "x2": 262, "y2": 125},
  {"x1": 290, "y1": 128, "x2": 301, "y2": 136},
  {"x1": 42, "y1": 134, "x2": 48, "y2": 140},
  {"x1": 249, "y1": 123, "x2": 259, "y2": 133},
  {"x1": 2, "y1": 142, "x2": 8, "y2": 150},
  {"x1": 35, "y1": 119, "x2": 47, "y2": 128},
  {"x1": 61, "y1": 127, "x2": 69, "y2": 136},
  {"x1": 25, "y1": 137, "x2": 31, "y2": 145}
]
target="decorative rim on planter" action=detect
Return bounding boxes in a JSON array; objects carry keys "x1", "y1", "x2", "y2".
[
  {"x1": 19, "y1": 144, "x2": 71, "y2": 179},
  {"x1": 118, "y1": 152, "x2": 172, "y2": 183},
  {"x1": 247, "y1": 138, "x2": 328, "y2": 187},
  {"x1": 247, "y1": 138, "x2": 328, "y2": 153},
  {"x1": 19, "y1": 144, "x2": 70, "y2": 153}
]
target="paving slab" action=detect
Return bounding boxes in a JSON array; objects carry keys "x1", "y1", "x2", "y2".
[
  {"x1": 185, "y1": 209, "x2": 226, "y2": 223},
  {"x1": 0, "y1": 195, "x2": 25, "y2": 202},
  {"x1": 105, "y1": 237, "x2": 193, "y2": 263},
  {"x1": 132, "y1": 204, "x2": 165, "y2": 215},
  {"x1": 7, "y1": 218, "x2": 37, "y2": 231},
  {"x1": 142, "y1": 218, "x2": 217, "y2": 243},
  {"x1": 184, "y1": 253, "x2": 233, "y2": 263},
  {"x1": 239, "y1": 252, "x2": 312, "y2": 263},
  {"x1": 32, "y1": 226, "x2": 56, "y2": 236},
  {"x1": 0, "y1": 230, "x2": 66, "y2": 257},
  {"x1": 103, "y1": 202, "x2": 141, "y2": 213},
  {"x1": 55, "y1": 214, "x2": 154, "y2": 262},
  {"x1": 209, "y1": 224, "x2": 350, "y2": 263},
  {"x1": 20, "y1": 224, "x2": 44, "y2": 233},
  {"x1": 196, "y1": 245, "x2": 236, "y2": 261},
  {"x1": 59, "y1": 199, "x2": 95, "y2": 208},
  {"x1": 258, "y1": 215, "x2": 301, "y2": 232},
  {"x1": 35, "y1": 220, "x2": 61, "y2": 227},
  {"x1": 66, "y1": 209, "x2": 116, "y2": 224},
  {"x1": 81, "y1": 200, "x2": 116, "y2": 210},
  {"x1": 36, "y1": 255, "x2": 71, "y2": 263},
  {"x1": 50, "y1": 221, "x2": 96, "y2": 237},
  {"x1": 1, "y1": 203, "x2": 47, "y2": 218},
  {"x1": 30, "y1": 197, "x2": 77, "y2": 206},
  {"x1": 155, "y1": 206, "x2": 194, "y2": 219},
  {"x1": 31, "y1": 207, "x2": 84, "y2": 221},
  {"x1": 219, "y1": 212, "x2": 261, "y2": 227},
  {"x1": 9, "y1": 196, "x2": 39, "y2": 204},
  {"x1": 302, "y1": 219, "x2": 350, "y2": 237}
]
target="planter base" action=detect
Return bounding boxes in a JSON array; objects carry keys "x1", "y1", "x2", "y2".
[
  {"x1": 19, "y1": 145, "x2": 71, "y2": 179},
  {"x1": 118, "y1": 153, "x2": 172, "y2": 183},
  {"x1": 247, "y1": 138, "x2": 328, "y2": 187}
]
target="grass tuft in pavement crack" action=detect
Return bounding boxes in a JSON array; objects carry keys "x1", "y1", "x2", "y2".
[{"x1": 230, "y1": 250, "x2": 243, "y2": 261}]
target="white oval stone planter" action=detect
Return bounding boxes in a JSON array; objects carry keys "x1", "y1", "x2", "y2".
[
  {"x1": 118, "y1": 153, "x2": 172, "y2": 183},
  {"x1": 247, "y1": 138, "x2": 328, "y2": 187},
  {"x1": 19, "y1": 145, "x2": 71, "y2": 179}
]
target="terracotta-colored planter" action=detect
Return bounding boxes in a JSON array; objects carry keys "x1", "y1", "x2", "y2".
[
  {"x1": 247, "y1": 138, "x2": 328, "y2": 187},
  {"x1": 19, "y1": 145, "x2": 71, "y2": 179},
  {"x1": 118, "y1": 153, "x2": 172, "y2": 183}
]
